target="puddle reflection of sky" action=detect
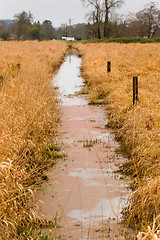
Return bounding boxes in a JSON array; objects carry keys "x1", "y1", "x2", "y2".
[
  {"x1": 53, "y1": 52, "x2": 86, "y2": 106},
  {"x1": 69, "y1": 168, "x2": 114, "y2": 179},
  {"x1": 67, "y1": 196, "x2": 127, "y2": 226}
]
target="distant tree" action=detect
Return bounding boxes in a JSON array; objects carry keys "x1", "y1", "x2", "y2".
[
  {"x1": 42, "y1": 20, "x2": 55, "y2": 39},
  {"x1": 103, "y1": 0, "x2": 124, "y2": 37},
  {"x1": 0, "y1": 21, "x2": 6, "y2": 33},
  {"x1": 84, "y1": 22, "x2": 94, "y2": 39},
  {"x1": 72, "y1": 23, "x2": 86, "y2": 39},
  {"x1": 8, "y1": 22, "x2": 17, "y2": 39},
  {"x1": 81, "y1": 0, "x2": 103, "y2": 39},
  {"x1": 0, "y1": 31, "x2": 10, "y2": 41},
  {"x1": 0, "y1": 20, "x2": 16, "y2": 39},
  {"x1": 126, "y1": 17, "x2": 147, "y2": 38},
  {"x1": 14, "y1": 11, "x2": 33, "y2": 40},
  {"x1": 135, "y1": 2, "x2": 160, "y2": 38},
  {"x1": 29, "y1": 22, "x2": 44, "y2": 40},
  {"x1": 107, "y1": 15, "x2": 128, "y2": 38},
  {"x1": 56, "y1": 23, "x2": 70, "y2": 38},
  {"x1": 55, "y1": 23, "x2": 90, "y2": 40}
]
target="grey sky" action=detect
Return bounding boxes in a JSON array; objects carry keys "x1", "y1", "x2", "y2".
[{"x1": 0, "y1": 0, "x2": 159, "y2": 27}]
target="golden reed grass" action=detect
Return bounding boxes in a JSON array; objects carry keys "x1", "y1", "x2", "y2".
[
  {"x1": 0, "y1": 40, "x2": 67, "y2": 239},
  {"x1": 74, "y1": 43, "x2": 160, "y2": 233}
]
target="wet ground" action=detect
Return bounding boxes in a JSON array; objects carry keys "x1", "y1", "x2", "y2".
[{"x1": 36, "y1": 52, "x2": 134, "y2": 239}]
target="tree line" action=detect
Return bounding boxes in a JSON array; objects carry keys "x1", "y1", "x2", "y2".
[
  {"x1": 0, "y1": 1, "x2": 160, "y2": 41},
  {"x1": 0, "y1": 11, "x2": 55, "y2": 41},
  {"x1": 80, "y1": 0, "x2": 160, "y2": 39}
]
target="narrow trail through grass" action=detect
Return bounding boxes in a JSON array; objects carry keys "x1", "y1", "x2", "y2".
[{"x1": 36, "y1": 51, "x2": 134, "y2": 239}]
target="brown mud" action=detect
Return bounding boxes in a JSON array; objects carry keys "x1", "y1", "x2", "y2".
[{"x1": 36, "y1": 52, "x2": 134, "y2": 239}]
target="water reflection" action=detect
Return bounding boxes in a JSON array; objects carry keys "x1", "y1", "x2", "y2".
[
  {"x1": 53, "y1": 51, "x2": 86, "y2": 106},
  {"x1": 67, "y1": 196, "x2": 126, "y2": 225}
]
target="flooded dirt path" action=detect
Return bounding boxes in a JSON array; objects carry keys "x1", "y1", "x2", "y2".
[{"x1": 36, "y1": 52, "x2": 133, "y2": 239}]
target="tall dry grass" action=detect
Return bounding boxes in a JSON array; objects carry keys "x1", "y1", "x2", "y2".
[
  {"x1": 0, "y1": 40, "x2": 67, "y2": 239},
  {"x1": 74, "y1": 43, "x2": 160, "y2": 231}
]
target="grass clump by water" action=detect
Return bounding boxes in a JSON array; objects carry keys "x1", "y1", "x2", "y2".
[
  {"x1": 74, "y1": 42, "x2": 160, "y2": 233},
  {"x1": 0, "y1": 41, "x2": 67, "y2": 239}
]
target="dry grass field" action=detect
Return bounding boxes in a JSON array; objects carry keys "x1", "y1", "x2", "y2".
[
  {"x1": 75, "y1": 43, "x2": 160, "y2": 232},
  {"x1": 0, "y1": 41, "x2": 67, "y2": 239},
  {"x1": 1, "y1": 40, "x2": 160, "y2": 238}
]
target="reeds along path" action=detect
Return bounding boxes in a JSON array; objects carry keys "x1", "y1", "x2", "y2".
[
  {"x1": 0, "y1": 41, "x2": 67, "y2": 239},
  {"x1": 74, "y1": 42, "x2": 160, "y2": 232}
]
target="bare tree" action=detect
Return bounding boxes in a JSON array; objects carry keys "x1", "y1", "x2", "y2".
[
  {"x1": 136, "y1": 2, "x2": 160, "y2": 38},
  {"x1": 103, "y1": 0, "x2": 124, "y2": 37},
  {"x1": 81, "y1": 0, "x2": 103, "y2": 39}
]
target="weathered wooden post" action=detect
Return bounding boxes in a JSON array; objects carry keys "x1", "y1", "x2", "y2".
[
  {"x1": 107, "y1": 61, "x2": 111, "y2": 73},
  {"x1": 136, "y1": 76, "x2": 138, "y2": 101},
  {"x1": 0, "y1": 76, "x2": 4, "y2": 89},
  {"x1": 133, "y1": 76, "x2": 138, "y2": 105}
]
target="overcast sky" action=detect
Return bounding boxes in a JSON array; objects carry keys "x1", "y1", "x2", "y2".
[{"x1": 0, "y1": 0, "x2": 158, "y2": 27}]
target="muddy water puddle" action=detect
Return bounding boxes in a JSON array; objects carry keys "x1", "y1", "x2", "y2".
[{"x1": 36, "y1": 52, "x2": 133, "y2": 239}]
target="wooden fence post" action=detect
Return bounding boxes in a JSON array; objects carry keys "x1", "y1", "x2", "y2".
[
  {"x1": 133, "y1": 76, "x2": 138, "y2": 105},
  {"x1": 107, "y1": 61, "x2": 111, "y2": 73},
  {"x1": 0, "y1": 76, "x2": 4, "y2": 89},
  {"x1": 136, "y1": 76, "x2": 138, "y2": 101}
]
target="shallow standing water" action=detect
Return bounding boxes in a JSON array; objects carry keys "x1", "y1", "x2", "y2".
[{"x1": 36, "y1": 51, "x2": 133, "y2": 239}]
